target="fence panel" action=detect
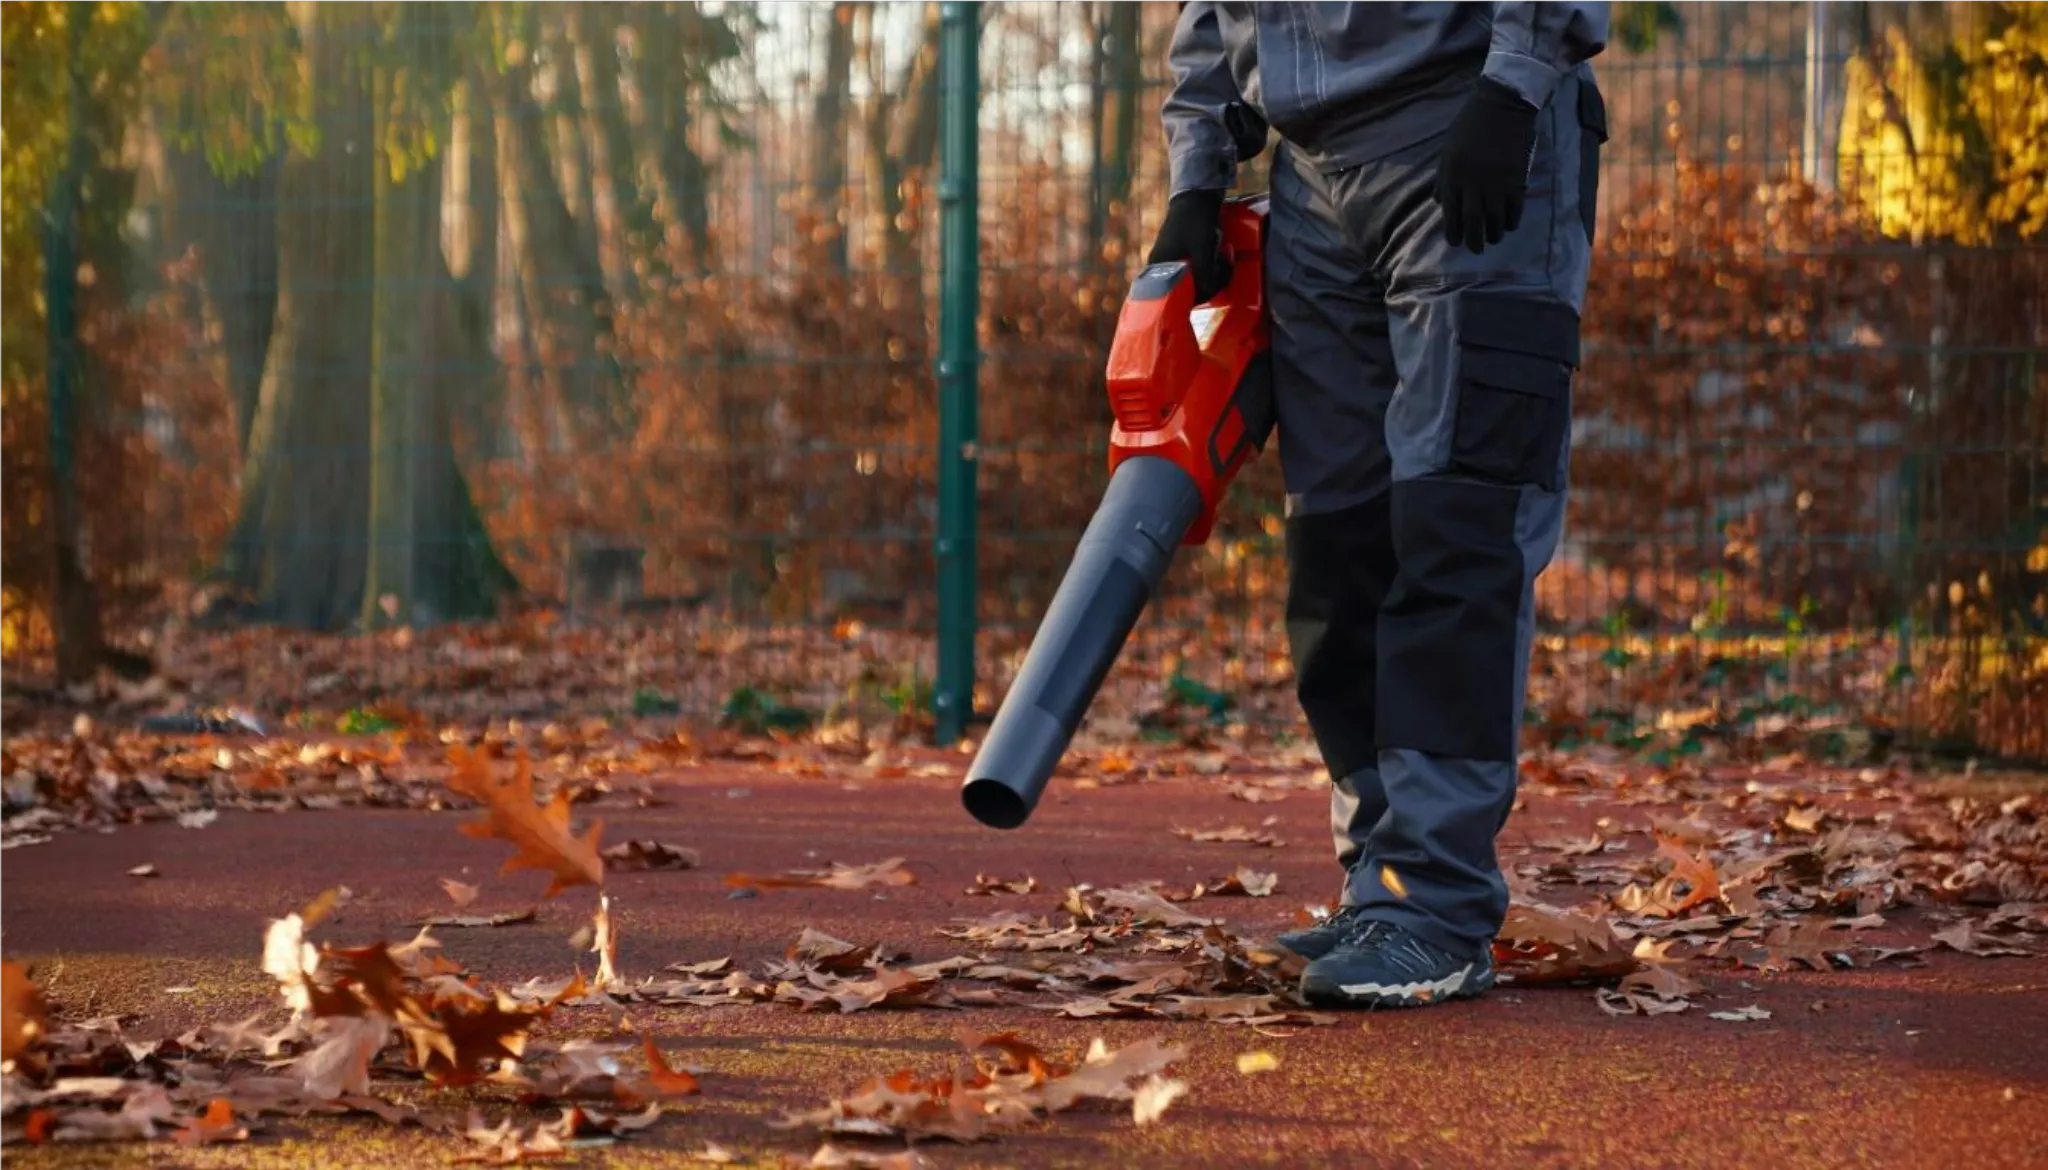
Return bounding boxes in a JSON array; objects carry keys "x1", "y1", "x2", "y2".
[{"x1": 6, "y1": 1, "x2": 2042, "y2": 758}]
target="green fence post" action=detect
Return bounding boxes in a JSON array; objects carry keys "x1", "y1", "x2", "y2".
[{"x1": 934, "y1": 1, "x2": 981, "y2": 745}]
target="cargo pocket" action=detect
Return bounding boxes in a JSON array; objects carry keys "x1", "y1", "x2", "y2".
[
  {"x1": 1576, "y1": 80, "x2": 1608, "y2": 245},
  {"x1": 1449, "y1": 293, "x2": 1580, "y2": 493}
]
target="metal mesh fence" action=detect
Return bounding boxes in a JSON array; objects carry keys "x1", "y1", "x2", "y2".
[{"x1": 7, "y1": 1, "x2": 2044, "y2": 758}]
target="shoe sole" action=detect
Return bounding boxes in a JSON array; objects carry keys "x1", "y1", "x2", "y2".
[{"x1": 1300, "y1": 961, "x2": 1496, "y2": 1009}]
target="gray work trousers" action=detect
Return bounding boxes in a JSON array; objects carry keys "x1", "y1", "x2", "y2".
[{"x1": 1270, "y1": 71, "x2": 1604, "y2": 958}]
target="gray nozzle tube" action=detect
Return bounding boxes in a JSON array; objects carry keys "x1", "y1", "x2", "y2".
[{"x1": 961, "y1": 456, "x2": 1203, "y2": 828}]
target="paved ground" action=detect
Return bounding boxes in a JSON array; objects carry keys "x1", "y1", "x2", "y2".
[{"x1": 4, "y1": 760, "x2": 2046, "y2": 1169}]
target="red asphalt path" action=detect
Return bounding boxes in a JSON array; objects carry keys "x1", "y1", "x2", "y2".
[{"x1": 4, "y1": 761, "x2": 2045, "y2": 1169}]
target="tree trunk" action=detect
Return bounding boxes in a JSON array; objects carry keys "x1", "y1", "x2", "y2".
[
  {"x1": 810, "y1": 2, "x2": 856, "y2": 271},
  {"x1": 491, "y1": 10, "x2": 633, "y2": 446},
  {"x1": 445, "y1": 70, "x2": 507, "y2": 457},
  {"x1": 220, "y1": 2, "x2": 375, "y2": 629},
  {"x1": 158, "y1": 146, "x2": 280, "y2": 450},
  {"x1": 570, "y1": 4, "x2": 648, "y2": 303},
  {"x1": 545, "y1": 13, "x2": 603, "y2": 290},
  {"x1": 862, "y1": 3, "x2": 942, "y2": 311},
  {"x1": 627, "y1": 3, "x2": 712, "y2": 269}
]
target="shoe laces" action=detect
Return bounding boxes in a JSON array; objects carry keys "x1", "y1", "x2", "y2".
[{"x1": 1335, "y1": 914, "x2": 1397, "y2": 948}]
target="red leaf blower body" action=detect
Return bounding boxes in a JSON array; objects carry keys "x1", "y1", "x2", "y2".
[{"x1": 962, "y1": 196, "x2": 1275, "y2": 829}]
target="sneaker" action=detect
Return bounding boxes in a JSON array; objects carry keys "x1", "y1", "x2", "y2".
[
  {"x1": 1272, "y1": 904, "x2": 1375, "y2": 962},
  {"x1": 1299, "y1": 921, "x2": 1495, "y2": 1009}
]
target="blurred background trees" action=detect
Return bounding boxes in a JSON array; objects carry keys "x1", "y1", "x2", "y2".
[{"x1": 1, "y1": 1, "x2": 2041, "y2": 751}]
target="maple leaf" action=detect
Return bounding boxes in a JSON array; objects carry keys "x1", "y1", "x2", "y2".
[
  {"x1": 172, "y1": 1098, "x2": 249, "y2": 1146},
  {"x1": 2, "y1": 962, "x2": 47, "y2": 1062},
  {"x1": 445, "y1": 745, "x2": 604, "y2": 899},
  {"x1": 787, "y1": 928, "x2": 882, "y2": 974},
  {"x1": 601, "y1": 840, "x2": 701, "y2": 872}
]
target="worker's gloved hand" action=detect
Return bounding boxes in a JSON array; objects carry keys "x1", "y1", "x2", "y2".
[
  {"x1": 1148, "y1": 189, "x2": 1230, "y2": 302},
  {"x1": 1434, "y1": 79, "x2": 1541, "y2": 254}
]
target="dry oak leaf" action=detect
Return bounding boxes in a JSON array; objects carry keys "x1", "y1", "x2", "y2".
[
  {"x1": 1173, "y1": 825, "x2": 1284, "y2": 848},
  {"x1": 3, "y1": 961, "x2": 48, "y2": 1061},
  {"x1": 1931, "y1": 921, "x2": 2033, "y2": 958},
  {"x1": 723, "y1": 858, "x2": 916, "y2": 892},
  {"x1": 640, "y1": 1037, "x2": 701, "y2": 1098},
  {"x1": 965, "y1": 873, "x2": 1037, "y2": 896},
  {"x1": 445, "y1": 745, "x2": 604, "y2": 899},
  {"x1": 603, "y1": 840, "x2": 701, "y2": 872},
  {"x1": 416, "y1": 908, "x2": 538, "y2": 929},
  {"x1": 1493, "y1": 902, "x2": 1641, "y2": 985},
  {"x1": 173, "y1": 1098, "x2": 249, "y2": 1146},
  {"x1": 294, "y1": 1016, "x2": 390, "y2": 1099}
]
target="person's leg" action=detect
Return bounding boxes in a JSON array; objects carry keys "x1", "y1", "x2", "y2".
[
  {"x1": 1302, "y1": 70, "x2": 1603, "y2": 1004},
  {"x1": 1264, "y1": 145, "x2": 1401, "y2": 906}
]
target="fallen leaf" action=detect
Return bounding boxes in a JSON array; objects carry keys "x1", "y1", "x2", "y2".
[
  {"x1": 1235, "y1": 1051, "x2": 1280, "y2": 1074},
  {"x1": 1493, "y1": 902, "x2": 1641, "y2": 985},
  {"x1": 1173, "y1": 825, "x2": 1283, "y2": 848},
  {"x1": 1931, "y1": 920, "x2": 2032, "y2": 958},
  {"x1": 1097, "y1": 887, "x2": 1218, "y2": 927},
  {"x1": 1208, "y1": 868, "x2": 1278, "y2": 898},
  {"x1": 1131, "y1": 1075, "x2": 1187, "y2": 1126},
  {"x1": 965, "y1": 873, "x2": 1037, "y2": 896},
  {"x1": 1226, "y1": 783, "x2": 1286, "y2": 804},
  {"x1": 1708, "y1": 1005, "x2": 1772, "y2": 1022},
  {"x1": 1782, "y1": 806, "x2": 1826, "y2": 834},
  {"x1": 794, "y1": 1144, "x2": 930, "y2": 1169},
  {"x1": 173, "y1": 1098, "x2": 248, "y2": 1146},
  {"x1": 177, "y1": 809, "x2": 219, "y2": 829},
  {"x1": 444, "y1": 745, "x2": 604, "y2": 899},
  {"x1": 126, "y1": 863, "x2": 158, "y2": 879},
  {"x1": 602, "y1": 840, "x2": 701, "y2": 872},
  {"x1": 639, "y1": 1036, "x2": 701, "y2": 1098},
  {"x1": 295, "y1": 1016, "x2": 389, "y2": 1099},
  {"x1": 690, "y1": 1142, "x2": 741, "y2": 1164},
  {"x1": 724, "y1": 858, "x2": 917, "y2": 892},
  {"x1": 441, "y1": 879, "x2": 481, "y2": 908},
  {"x1": 417, "y1": 908, "x2": 538, "y2": 929}
]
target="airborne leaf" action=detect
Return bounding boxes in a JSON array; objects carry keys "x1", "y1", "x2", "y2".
[{"x1": 444, "y1": 745, "x2": 604, "y2": 899}]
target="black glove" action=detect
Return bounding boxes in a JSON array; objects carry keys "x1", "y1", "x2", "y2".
[
  {"x1": 1434, "y1": 78, "x2": 1541, "y2": 254},
  {"x1": 1147, "y1": 189, "x2": 1230, "y2": 302}
]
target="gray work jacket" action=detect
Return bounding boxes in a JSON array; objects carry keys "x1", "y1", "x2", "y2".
[{"x1": 1166, "y1": 2, "x2": 1609, "y2": 193}]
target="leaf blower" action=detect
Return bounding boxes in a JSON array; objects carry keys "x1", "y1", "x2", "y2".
[{"x1": 961, "y1": 196, "x2": 1275, "y2": 829}]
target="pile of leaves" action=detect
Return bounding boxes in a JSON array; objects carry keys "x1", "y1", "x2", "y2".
[
  {"x1": 1483, "y1": 752, "x2": 2047, "y2": 1014},
  {"x1": 1, "y1": 895, "x2": 700, "y2": 1153},
  {"x1": 774, "y1": 1032, "x2": 1187, "y2": 1145}
]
